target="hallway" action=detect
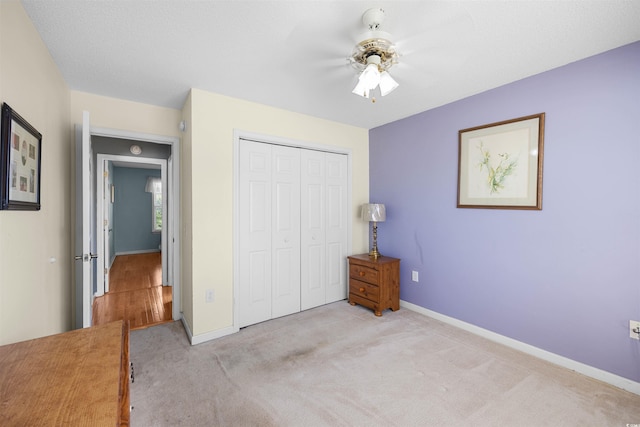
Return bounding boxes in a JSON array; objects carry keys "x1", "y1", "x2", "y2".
[{"x1": 92, "y1": 252, "x2": 172, "y2": 330}]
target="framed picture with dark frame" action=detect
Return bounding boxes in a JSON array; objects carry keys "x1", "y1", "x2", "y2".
[
  {"x1": 1, "y1": 103, "x2": 42, "y2": 210},
  {"x1": 457, "y1": 113, "x2": 545, "y2": 210}
]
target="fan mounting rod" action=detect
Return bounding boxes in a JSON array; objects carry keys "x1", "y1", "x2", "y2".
[{"x1": 362, "y1": 7, "x2": 386, "y2": 30}]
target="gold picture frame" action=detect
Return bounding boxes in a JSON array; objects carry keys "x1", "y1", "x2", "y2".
[{"x1": 457, "y1": 113, "x2": 545, "y2": 210}]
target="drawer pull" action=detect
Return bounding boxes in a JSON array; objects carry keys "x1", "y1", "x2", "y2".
[
  {"x1": 359, "y1": 287, "x2": 365, "y2": 293},
  {"x1": 359, "y1": 271, "x2": 365, "y2": 277}
]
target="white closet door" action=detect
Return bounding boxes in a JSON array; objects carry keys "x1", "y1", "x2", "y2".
[
  {"x1": 241, "y1": 141, "x2": 348, "y2": 326},
  {"x1": 325, "y1": 153, "x2": 348, "y2": 303},
  {"x1": 300, "y1": 149, "x2": 326, "y2": 310},
  {"x1": 239, "y1": 140, "x2": 272, "y2": 327},
  {"x1": 271, "y1": 145, "x2": 301, "y2": 318}
]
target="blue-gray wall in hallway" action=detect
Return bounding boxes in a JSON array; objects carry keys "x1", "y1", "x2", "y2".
[
  {"x1": 112, "y1": 166, "x2": 161, "y2": 254},
  {"x1": 369, "y1": 41, "x2": 640, "y2": 383}
]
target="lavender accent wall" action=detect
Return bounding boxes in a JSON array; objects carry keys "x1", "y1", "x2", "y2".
[{"x1": 369, "y1": 41, "x2": 640, "y2": 382}]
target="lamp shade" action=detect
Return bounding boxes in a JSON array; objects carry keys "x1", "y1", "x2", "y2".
[
  {"x1": 352, "y1": 79, "x2": 370, "y2": 98},
  {"x1": 145, "y1": 176, "x2": 161, "y2": 193},
  {"x1": 359, "y1": 63, "x2": 380, "y2": 88},
  {"x1": 379, "y1": 71, "x2": 399, "y2": 96},
  {"x1": 362, "y1": 203, "x2": 386, "y2": 222}
]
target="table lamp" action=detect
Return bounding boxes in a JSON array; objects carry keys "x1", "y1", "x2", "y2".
[{"x1": 362, "y1": 203, "x2": 386, "y2": 258}]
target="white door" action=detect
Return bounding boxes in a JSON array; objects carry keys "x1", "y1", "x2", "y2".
[
  {"x1": 324, "y1": 153, "x2": 348, "y2": 303},
  {"x1": 300, "y1": 149, "x2": 326, "y2": 310},
  {"x1": 301, "y1": 151, "x2": 348, "y2": 310},
  {"x1": 239, "y1": 140, "x2": 273, "y2": 327},
  {"x1": 160, "y1": 162, "x2": 169, "y2": 286},
  {"x1": 239, "y1": 141, "x2": 302, "y2": 326},
  {"x1": 239, "y1": 140, "x2": 348, "y2": 326},
  {"x1": 167, "y1": 155, "x2": 174, "y2": 287},
  {"x1": 103, "y1": 162, "x2": 110, "y2": 293},
  {"x1": 271, "y1": 145, "x2": 301, "y2": 318},
  {"x1": 74, "y1": 111, "x2": 94, "y2": 328}
]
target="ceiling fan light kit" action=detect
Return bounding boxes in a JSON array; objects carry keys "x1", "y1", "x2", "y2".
[{"x1": 350, "y1": 8, "x2": 399, "y2": 102}]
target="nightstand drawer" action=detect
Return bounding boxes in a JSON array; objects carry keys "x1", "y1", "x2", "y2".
[
  {"x1": 349, "y1": 263, "x2": 378, "y2": 285},
  {"x1": 349, "y1": 279, "x2": 380, "y2": 301}
]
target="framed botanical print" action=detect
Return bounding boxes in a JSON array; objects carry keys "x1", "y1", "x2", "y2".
[{"x1": 457, "y1": 113, "x2": 545, "y2": 210}]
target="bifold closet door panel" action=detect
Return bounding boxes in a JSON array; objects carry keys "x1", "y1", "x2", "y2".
[
  {"x1": 300, "y1": 149, "x2": 327, "y2": 310},
  {"x1": 239, "y1": 140, "x2": 301, "y2": 328},
  {"x1": 239, "y1": 140, "x2": 272, "y2": 327},
  {"x1": 300, "y1": 150, "x2": 348, "y2": 310},
  {"x1": 325, "y1": 153, "x2": 348, "y2": 304},
  {"x1": 271, "y1": 145, "x2": 301, "y2": 319}
]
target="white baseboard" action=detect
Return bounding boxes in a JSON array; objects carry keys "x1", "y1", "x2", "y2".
[
  {"x1": 181, "y1": 317, "x2": 193, "y2": 342},
  {"x1": 181, "y1": 317, "x2": 237, "y2": 345},
  {"x1": 115, "y1": 249, "x2": 160, "y2": 256},
  {"x1": 400, "y1": 300, "x2": 640, "y2": 395}
]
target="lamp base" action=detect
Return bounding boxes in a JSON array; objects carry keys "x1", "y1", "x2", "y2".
[{"x1": 369, "y1": 221, "x2": 381, "y2": 258}]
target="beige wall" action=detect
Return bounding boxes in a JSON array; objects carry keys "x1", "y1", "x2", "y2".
[
  {"x1": 0, "y1": 2, "x2": 369, "y2": 346},
  {"x1": 69, "y1": 91, "x2": 182, "y2": 137},
  {"x1": 183, "y1": 89, "x2": 369, "y2": 340},
  {"x1": 0, "y1": 1, "x2": 71, "y2": 345}
]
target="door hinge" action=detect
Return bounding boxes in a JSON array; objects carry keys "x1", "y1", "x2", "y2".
[
  {"x1": 104, "y1": 268, "x2": 108, "y2": 275},
  {"x1": 104, "y1": 171, "x2": 108, "y2": 177},
  {"x1": 104, "y1": 219, "x2": 108, "y2": 226}
]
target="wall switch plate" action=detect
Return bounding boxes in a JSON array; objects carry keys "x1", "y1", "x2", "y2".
[
  {"x1": 206, "y1": 289, "x2": 215, "y2": 303},
  {"x1": 630, "y1": 320, "x2": 640, "y2": 339},
  {"x1": 411, "y1": 271, "x2": 419, "y2": 282}
]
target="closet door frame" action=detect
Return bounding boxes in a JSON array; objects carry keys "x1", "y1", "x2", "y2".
[{"x1": 232, "y1": 130, "x2": 353, "y2": 333}]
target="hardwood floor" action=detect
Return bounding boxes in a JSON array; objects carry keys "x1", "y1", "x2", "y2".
[{"x1": 92, "y1": 252, "x2": 172, "y2": 330}]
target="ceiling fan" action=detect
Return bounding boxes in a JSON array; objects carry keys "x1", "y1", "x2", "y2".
[
  {"x1": 284, "y1": 3, "x2": 474, "y2": 106},
  {"x1": 349, "y1": 8, "x2": 400, "y2": 102}
]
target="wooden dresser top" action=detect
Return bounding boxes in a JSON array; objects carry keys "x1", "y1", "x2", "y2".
[
  {"x1": 0, "y1": 320, "x2": 128, "y2": 426},
  {"x1": 348, "y1": 253, "x2": 400, "y2": 265}
]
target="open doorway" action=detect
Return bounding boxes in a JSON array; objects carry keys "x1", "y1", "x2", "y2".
[
  {"x1": 75, "y1": 123, "x2": 181, "y2": 327},
  {"x1": 93, "y1": 155, "x2": 171, "y2": 329}
]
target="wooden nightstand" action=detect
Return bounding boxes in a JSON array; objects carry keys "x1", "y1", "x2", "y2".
[{"x1": 347, "y1": 254, "x2": 400, "y2": 316}]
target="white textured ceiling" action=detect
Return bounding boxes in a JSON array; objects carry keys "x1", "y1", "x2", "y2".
[{"x1": 20, "y1": 1, "x2": 640, "y2": 129}]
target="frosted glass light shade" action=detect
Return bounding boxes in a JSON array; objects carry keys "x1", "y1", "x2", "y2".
[
  {"x1": 379, "y1": 71, "x2": 399, "y2": 96},
  {"x1": 353, "y1": 63, "x2": 381, "y2": 98},
  {"x1": 352, "y1": 79, "x2": 370, "y2": 98},
  {"x1": 352, "y1": 67, "x2": 398, "y2": 99},
  {"x1": 359, "y1": 63, "x2": 380, "y2": 87}
]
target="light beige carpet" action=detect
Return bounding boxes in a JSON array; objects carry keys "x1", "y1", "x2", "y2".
[{"x1": 130, "y1": 302, "x2": 640, "y2": 426}]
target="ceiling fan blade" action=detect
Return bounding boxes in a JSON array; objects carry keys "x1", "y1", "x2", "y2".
[
  {"x1": 395, "y1": 6, "x2": 475, "y2": 53},
  {"x1": 280, "y1": 12, "x2": 363, "y2": 88},
  {"x1": 385, "y1": 4, "x2": 478, "y2": 88}
]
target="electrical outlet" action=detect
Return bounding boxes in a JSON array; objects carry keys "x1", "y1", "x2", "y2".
[
  {"x1": 206, "y1": 289, "x2": 215, "y2": 303},
  {"x1": 411, "y1": 270, "x2": 419, "y2": 282},
  {"x1": 630, "y1": 320, "x2": 640, "y2": 340}
]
